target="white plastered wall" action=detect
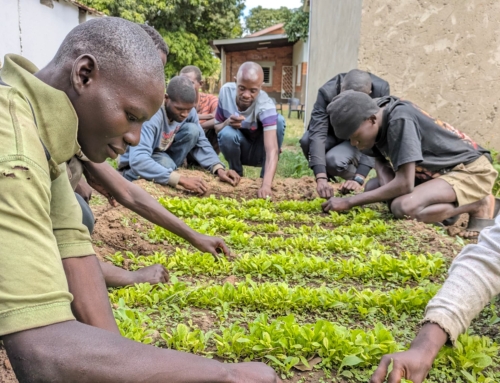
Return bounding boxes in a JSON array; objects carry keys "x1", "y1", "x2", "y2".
[{"x1": 0, "y1": 0, "x2": 100, "y2": 69}]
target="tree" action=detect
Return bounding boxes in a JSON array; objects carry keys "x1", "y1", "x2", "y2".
[
  {"x1": 284, "y1": 5, "x2": 309, "y2": 42},
  {"x1": 244, "y1": 6, "x2": 292, "y2": 35},
  {"x1": 80, "y1": 0, "x2": 244, "y2": 78}
]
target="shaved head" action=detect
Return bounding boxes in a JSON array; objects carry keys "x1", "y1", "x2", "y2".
[
  {"x1": 53, "y1": 17, "x2": 164, "y2": 85},
  {"x1": 234, "y1": 62, "x2": 264, "y2": 111},
  {"x1": 237, "y1": 62, "x2": 264, "y2": 85},
  {"x1": 341, "y1": 69, "x2": 372, "y2": 94}
]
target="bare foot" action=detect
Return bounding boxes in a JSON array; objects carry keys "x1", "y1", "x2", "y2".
[
  {"x1": 460, "y1": 194, "x2": 495, "y2": 239},
  {"x1": 131, "y1": 264, "x2": 169, "y2": 285}
]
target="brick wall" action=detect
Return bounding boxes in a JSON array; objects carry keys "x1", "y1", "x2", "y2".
[{"x1": 225, "y1": 45, "x2": 293, "y2": 102}]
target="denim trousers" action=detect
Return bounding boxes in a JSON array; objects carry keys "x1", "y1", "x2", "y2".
[
  {"x1": 218, "y1": 115, "x2": 286, "y2": 177},
  {"x1": 122, "y1": 122, "x2": 199, "y2": 181}
]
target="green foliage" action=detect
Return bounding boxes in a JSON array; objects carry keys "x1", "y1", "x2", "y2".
[
  {"x1": 80, "y1": 0, "x2": 244, "y2": 77},
  {"x1": 284, "y1": 3, "x2": 310, "y2": 42},
  {"x1": 214, "y1": 314, "x2": 398, "y2": 374},
  {"x1": 108, "y1": 248, "x2": 445, "y2": 283},
  {"x1": 277, "y1": 150, "x2": 313, "y2": 178},
  {"x1": 244, "y1": 6, "x2": 293, "y2": 34},
  {"x1": 105, "y1": 194, "x2": 500, "y2": 381},
  {"x1": 110, "y1": 278, "x2": 440, "y2": 318}
]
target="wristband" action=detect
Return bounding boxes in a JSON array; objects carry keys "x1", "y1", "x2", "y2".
[
  {"x1": 353, "y1": 175, "x2": 365, "y2": 186},
  {"x1": 316, "y1": 177, "x2": 328, "y2": 182}
]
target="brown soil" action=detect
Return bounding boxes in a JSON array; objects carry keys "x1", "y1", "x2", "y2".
[
  {"x1": 0, "y1": 346, "x2": 16, "y2": 383},
  {"x1": 133, "y1": 169, "x2": 320, "y2": 201}
]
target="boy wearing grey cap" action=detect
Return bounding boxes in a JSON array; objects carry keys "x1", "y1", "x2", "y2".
[{"x1": 322, "y1": 90, "x2": 497, "y2": 238}]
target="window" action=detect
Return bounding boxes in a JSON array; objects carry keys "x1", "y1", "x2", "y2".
[
  {"x1": 262, "y1": 67, "x2": 272, "y2": 86},
  {"x1": 257, "y1": 61, "x2": 275, "y2": 87}
]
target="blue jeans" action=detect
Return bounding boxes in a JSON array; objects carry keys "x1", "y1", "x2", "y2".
[
  {"x1": 75, "y1": 192, "x2": 95, "y2": 234},
  {"x1": 218, "y1": 115, "x2": 286, "y2": 177},
  {"x1": 122, "y1": 122, "x2": 199, "y2": 181}
]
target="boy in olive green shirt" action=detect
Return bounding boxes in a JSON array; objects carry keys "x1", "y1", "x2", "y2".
[{"x1": 0, "y1": 17, "x2": 280, "y2": 383}]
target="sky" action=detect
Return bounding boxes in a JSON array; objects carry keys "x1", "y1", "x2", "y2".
[{"x1": 243, "y1": 0, "x2": 303, "y2": 15}]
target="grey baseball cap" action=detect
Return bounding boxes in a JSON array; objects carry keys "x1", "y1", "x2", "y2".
[{"x1": 326, "y1": 90, "x2": 379, "y2": 140}]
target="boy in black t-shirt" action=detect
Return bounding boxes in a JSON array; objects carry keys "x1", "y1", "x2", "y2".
[{"x1": 322, "y1": 90, "x2": 498, "y2": 237}]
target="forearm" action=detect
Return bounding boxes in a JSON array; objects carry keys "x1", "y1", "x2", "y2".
[
  {"x1": 199, "y1": 114, "x2": 214, "y2": 121},
  {"x1": 410, "y1": 323, "x2": 448, "y2": 356},
  {"x1": 130, "y1": 155, "x2": 176, "y2": 186},
  {"x1": 424, "y1": 224, "x2": 500, "y2": 343},
  {"x1": 201, "y1": 119, "x2": 216, "y2": 130},
  {"x1": 116, "y1": 182, "x2": 198, "y2": 243},
  {"x1": 345, "y1": 176, "x2": 412, "y2": 208},
  {"x1": 62, "y1": 255, "x2": 119, "y2": 334},
  {"x1": 100, "y1": 262, "x2": 135, "y2": 288},
  {"x1": 262, "y1": 149, "x2": 278, "y2": 186},
  {"x1": 4, "y1": 321, "x2": 234, "y2": 383},
  {"x1": 308, "y1": 138, "x2": 327, "y2": 174}
]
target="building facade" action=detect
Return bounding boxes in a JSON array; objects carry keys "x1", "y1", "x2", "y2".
[
  {"x1": 213, "y1": 25, "x2": 308, "y2": 103},
  {"x1": 1, "y1": 0, "x2": 102, "y2": 69}
]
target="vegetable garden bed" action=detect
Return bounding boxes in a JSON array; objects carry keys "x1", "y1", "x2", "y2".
[{"x1": 104, "y1": 196, "x2": 500, "y2": 382}]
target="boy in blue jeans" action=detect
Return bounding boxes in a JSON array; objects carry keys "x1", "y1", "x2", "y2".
[
  {"x1": 215, "y1": 62, "x2": 285, "y2": 199},
  {"x1": 119, "y1": 76, "x2": 239, "y2": 193}
]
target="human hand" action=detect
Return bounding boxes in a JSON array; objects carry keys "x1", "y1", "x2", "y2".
[
  {"x1": 75, "y1": 178, "x2": 94, "y2": 203},
  {"x1": 217, "y1": 169, "x2": 241, "y2": 186},
  {"x1": 191, "y1": 233, "x2": 230, "y2": 259},
  {"x1": 321, "y1": 197, "x2": 351, "y2": 212},
  {"x1": 227, "y1": 114, "x2": 245, "y2": 129},
  {"x1": 131, "y1": 264, "x2": 169, "y2": 285},
  {"x1": 369, "y1": 349, "x2": 434, "y2": 383},
  {"x1": 316, "y1": 178, "x2": 334, "y2": 198},
  {"x1": 339, "y1": 180, "x2": 363, "y2": 194},
  {"x1": 226, "y1": 362, "x2": 283, "y2": 383},
  {"x1": 257, "y1": 184, "x2": 273, "y2": 199},
  {"x1": 178, "y1": 176, "x2": 208, "y2": 195},
  {"x1": 370, "y1": 323, "x2": 446, "y2": 383},
  {"x1": 85, "y1": 174, "x2": 119, "y2": 207}
]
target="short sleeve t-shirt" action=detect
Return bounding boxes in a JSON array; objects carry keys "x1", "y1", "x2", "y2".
[
  {"x1": 197, "y1": 92, "x2": 218, "y2": 119},
  {"x1": 375, "y1": 96, "x2": 490, "y2": 180},
  {"x1": 0, "y1": 54, "x2": 94, "y2": 337},
  {"x1": 215, "y1": 82, "x2": 278, "y2": 133}
]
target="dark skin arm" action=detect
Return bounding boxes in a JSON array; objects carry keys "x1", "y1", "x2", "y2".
[
  {"x1": 62, "y1": 255, "x2": 120, "y2": 333},
  {"x1": 315, "y1": 172, "x2": 334, "y2": 198},
  {"x1": 200, "y1": 118, "x2": 216, "y2": 130},
  {"x1": 100, "y1": 262, "x2": 169, "y2": 288},
  {"x1": 75, "y1": 177, "x2": 93, "y2": 202},
  {"x1": 339, "y1": 174, "x2": 365, "y2": 194},
  {"x1": 214, "y1": 114, "x2": 244, "y2": 133},
  {"x1": 370, "y1": 323, "x2": 448, "y2": 383},
  {"x1": 322, "y1": 162, "x2": 415, "y2": 212},
  {"x1": 258, "y1": 129, "x2": 279, "y2": 199},
  {"x1": 4, "y1": 320, "x2": 282, "y2": 383},
  {"x1": 83, "y1": 161, "x2": 229, "y2": 258}
]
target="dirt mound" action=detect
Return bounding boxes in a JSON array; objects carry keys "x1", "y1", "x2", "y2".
[
  {"x1": 132, "y1": 169, "x2": 319, "y2": 201},
  {"x1": 0, "y1": 346, "x2": 16, "y2": 383}
]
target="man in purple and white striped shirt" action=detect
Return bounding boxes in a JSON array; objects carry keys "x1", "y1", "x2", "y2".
[{"x1": 215, "y1": 62, "x2": 286, "y2": 199}]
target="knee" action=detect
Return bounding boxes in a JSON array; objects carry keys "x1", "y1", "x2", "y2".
[
  {"x1": 299, "y1": 132, "x2": 309, "y2": 151},
  {"x1": 390, "y1": 196, "x2": 420, "y2": 220},
  {"x1": 218, "y1": 126, "x2": 240, "y2": 147},
  {"x1": 325, "y1": 151, "x2": 349, "y2": 172},
  {"x1": 181, "y1": 123, "x2": 200, "y2": 143},
  {"x1": 75, "y1": 193, "x2": 95, "y2": 234},
  {"x1": 277, "y1": 114, "x2": 286, "y2": 131},
  {"x1": 364, "y1": 177, "x2": 380, "y2": 192},
  {"x1": 152, "y1": 153, "x2": 177, "y2": 171}
]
